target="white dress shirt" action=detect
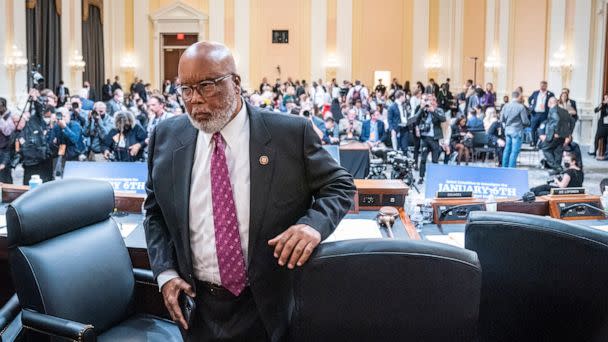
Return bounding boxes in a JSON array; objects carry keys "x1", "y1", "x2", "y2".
[{"x1": 157, "y1": 100, "x2": 251, "y2": 289}]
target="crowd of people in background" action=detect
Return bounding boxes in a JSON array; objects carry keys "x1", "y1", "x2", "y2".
[
  {"x1": 245, "y1": 76, "x2": 608, "y2": 192},
  {"x1": 0, "y1": 73, "x2": 607, "y2": 191}
]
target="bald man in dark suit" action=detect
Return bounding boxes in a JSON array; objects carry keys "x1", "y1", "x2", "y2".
[{"x1": 144, "y1": 41, "x2": 355, "y2": 341}]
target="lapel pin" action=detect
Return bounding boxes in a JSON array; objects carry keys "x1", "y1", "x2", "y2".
[{"x1": 259, "y1": 155, "x2": 269, "y2": 165}]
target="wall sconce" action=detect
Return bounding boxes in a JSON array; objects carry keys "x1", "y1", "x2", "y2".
[
  {"x1": 325, "y1": 54, "x2": 339, "y2": 68},
  {"x1": 120, "y1": 54, "x2": 137, "y2": 70},
  {"x1": 484, "y1": 51, "x2": 500, "y2": 72},
  {"x1": 69, "y1": 50, "x2": 86, "y2": 71},
  {"x1": 424, "y1": 54, "x2": 442, "y2": 71},
  {"x1": 4, "y1": 45, "x2": 28, "y2": 71},
  {"x1": 549, "y1": 45, "x2": 573, "y2": 72}
]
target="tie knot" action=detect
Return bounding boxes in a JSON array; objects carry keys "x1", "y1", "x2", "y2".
[{"x1": 213, "y1": 132, "x2": 223, "y2": 144}]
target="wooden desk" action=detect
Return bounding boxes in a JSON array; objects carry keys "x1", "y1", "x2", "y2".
[{"x1": 339, "y1": 141, "x2": 370, "y2": 151}]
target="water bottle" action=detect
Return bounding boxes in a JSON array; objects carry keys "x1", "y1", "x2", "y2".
[
  {"x1": 421, "y1": 199, "x2": 434, "y2": 224},
  {"x1": 404, "y1": 196, "x2": 416, "y2": 216},
  {"x1": 486, "y1": 193, "x2": 497, "y2": 212},
  {"x1": 29, "y1": 175, "x2": 42, "y2": 189},
  {"x1": 601, "y1": 186, "x2": 608, "y2": 215},
  {"x1": 410, "y1": 206, "x2": 424, "y2": 232}
]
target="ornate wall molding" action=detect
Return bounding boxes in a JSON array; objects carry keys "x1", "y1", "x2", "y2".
[{"x1": 83, "y1": 0, "x2": 103, "y2": 23}]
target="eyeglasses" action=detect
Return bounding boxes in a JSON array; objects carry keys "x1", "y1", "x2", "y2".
[{"x1": 179, "y1": 74, "x2": 234, "y2": 100}]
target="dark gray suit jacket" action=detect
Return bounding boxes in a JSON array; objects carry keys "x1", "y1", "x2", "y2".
[
  {"x1": 545, "y1": 106, "x2": 571, "y2": 142},
  {"x1": 143, "y1": 103, "x2": 355, "y2": 341}
]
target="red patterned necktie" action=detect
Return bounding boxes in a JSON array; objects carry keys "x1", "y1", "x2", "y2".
[{"x1": 211, "y1": 132, "x2": 247, "y2": 296}]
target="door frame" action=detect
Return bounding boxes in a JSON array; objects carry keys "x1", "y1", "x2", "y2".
[{"x1": 150, "y1": 2, "x2": 208, "y2": 89}]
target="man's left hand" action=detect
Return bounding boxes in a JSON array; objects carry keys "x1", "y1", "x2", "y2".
[{"x1": 268, "y1": 224, "x2": 321, "y2": 269}]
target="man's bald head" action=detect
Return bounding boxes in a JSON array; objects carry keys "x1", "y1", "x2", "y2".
[{"x1": 178, "y1": 41, "x2": 238, "y2": 85}]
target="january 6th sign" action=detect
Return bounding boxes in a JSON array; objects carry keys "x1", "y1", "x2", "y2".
[
  {"x1": 62, "y1": 161, "x2": 147, "y2": 194},
  {"x1": 425, "y1": 164, "x2": 529, "y2": 199}
]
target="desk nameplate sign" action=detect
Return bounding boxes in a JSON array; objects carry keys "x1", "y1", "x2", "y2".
[
  {"x1": 436, "y1": 191, "x2": 473, "y2": 198},
  {"x1": 550, "y1": 187, "x2": 586, "y2": 196}
]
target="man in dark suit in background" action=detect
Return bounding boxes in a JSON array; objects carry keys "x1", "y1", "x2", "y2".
[
  {"x1": 144, "y1": 41, "x2": 355, "y2": 341},
  {"x1": 528, "y1": 81, "x2": 554, "y2": 147},
  {"x1": 361, "y1": 109, "x2": 385, "y2": 146},
  {"x1": 111, "y1": 75, "x2": 122, "y2": 92},
  {"x1": 102, "y1": 79, "x2": 113, "y2": 102},
  {"x1": 55, "y1": 81, "x2": 70, "y2": 107},
  {"x1": 388, "y1": 90, "x2": 411, "y2": 153},
  {"x1": 539, "y1": 96, "x2": 571, "y2": 174}
]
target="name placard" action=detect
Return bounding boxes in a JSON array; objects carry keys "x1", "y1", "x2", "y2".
[
  {"x1": 436, "y1": 191, "x2": 473, "y2": 198},
  {"x1": 550, "y1": 187, "x2": 586, "y2": 196}
]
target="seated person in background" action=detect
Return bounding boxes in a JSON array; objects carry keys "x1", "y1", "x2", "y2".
[
  {"x1": 322, "y1": 117, "x2": 339, "y2": 145},
  {"x1": 530, "y1": 151, "x2": 584, "y2": 196},
  {"x1": 466, "y1": 106, "x2": 485, "y2": 131},
  {"x1": 483, "y1": 107, "x2": 498, "y2": 131},
  {"x1": 360, "y1": 109, "x2": 386, "y2": 147},
  {"x1": 450, "y1": 114, "x2": 473, "y2": 164},
  {"x1": 486, "y1": 111, "x2": 506, "y2": 166},
  {"x1": 339, "y1": 108, "x2": 363, "y2": 141}
]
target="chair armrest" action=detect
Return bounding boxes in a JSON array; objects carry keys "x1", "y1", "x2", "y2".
[
  {"x1": 133, "y1": 268, "x2": 156, "y2": 285},
  {"x1": 0, "y1": 294, "x2": 20, "y2": 333},
  {"x1": 21, "y1": 309, "x2": 96, "y2": 342}
]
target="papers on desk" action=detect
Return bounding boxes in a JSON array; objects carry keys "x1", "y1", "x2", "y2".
[
  {"x1": 426, "y1": 232, "x2": 465, "y2": 248},
  {"x1": 591, "y1": 225, "x2": 608, "y2": 233},
  {"x1": 118, "y1": 223, "x2": 138, "y2": 238},
  {"x1": 0, "y1": 228, "x2": 6, "y2": 237},
  {"x1": 322, "y1": 219, "x2": 383, "y2": 243}
]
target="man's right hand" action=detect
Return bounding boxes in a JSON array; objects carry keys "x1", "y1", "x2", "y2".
[{"x1": 161, "y1": 277, "x2": 196, "y2": 330}]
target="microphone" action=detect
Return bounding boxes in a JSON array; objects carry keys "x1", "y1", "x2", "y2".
[
  {"x1": 559, "y1": 203, "x2": 608, "y2": 217},
  {"x1": 436, "y1": 192, "x2": 536, "y2": 234}
]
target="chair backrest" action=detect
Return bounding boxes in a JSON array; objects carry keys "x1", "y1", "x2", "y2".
[
  {"x1": 472, "y1": 131, "x2": 489, "y2": 147},
  {"x1": 7, "y1": 179, "x2": 135, "y2": 334},
  {"x1": 291, "y1": 239, "x2": 481, "y2": 342},
  {"x1": 465, "y1": 211, "x2": 608, "y2": 342}
]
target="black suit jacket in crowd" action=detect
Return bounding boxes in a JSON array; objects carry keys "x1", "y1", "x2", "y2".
[{"x1": 143, "y1": 102, "x2": 356, "y2": 341}]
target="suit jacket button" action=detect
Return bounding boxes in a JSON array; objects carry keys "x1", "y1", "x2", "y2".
[{"x1": 188, "y1": 273, "x2": 193, "y2": 279}]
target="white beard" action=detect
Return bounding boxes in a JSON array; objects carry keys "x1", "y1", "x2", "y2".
[{"x1": 187, "y1": 92, "x2": 238, "y2": 133}]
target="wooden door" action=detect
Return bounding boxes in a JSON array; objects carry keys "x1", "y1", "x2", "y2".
[{"x1": 163, "y1": 48, "x2": 185, "y2": 84}]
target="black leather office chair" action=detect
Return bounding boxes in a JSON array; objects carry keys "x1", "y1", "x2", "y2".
[
  {"x1": 0, "y1": 294, "x2": 22, "y2": 341},
  {"x1": 291, "y1": 239, "x2": 482, "y2": 342},
  {"x1": 466, "y1": 211, "x2": 608, "y2": 342},
  {"x1": 6, "y1": 179, "x2": 181, "y2": 341}
]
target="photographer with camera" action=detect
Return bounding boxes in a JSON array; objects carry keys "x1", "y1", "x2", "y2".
[
  {"x1": 53, "y1": 107, "x2": 87, "y2": 162},
  {"x1": 102, "y1": 111, "x2": 147, "y2": 162},
  {"x1": 85, "y1": 102, "x2": 114, "y2": 161},
  {"x1": 530, "y1": 151, "x2": 584, "y2": 196},
  {"x1": 0, "y1": 97, "x2": 17, "y2": 183},
  {"x1": 414, "y1": 94, "x2": 446, "y2": 184},
  {"x1": 16, "y1": 88, "x2": 58, "y2": 184},
  {"x1": 68, "y1": 95, "x2": 88, "y2": 128}
]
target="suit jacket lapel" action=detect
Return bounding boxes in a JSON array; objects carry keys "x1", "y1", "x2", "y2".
[
  {"x1": 172, "y1": 119, "x2": 198, "y2": 271},
  {"x1": 247, "y1": 103, "x2": 275, "y2": 265}
]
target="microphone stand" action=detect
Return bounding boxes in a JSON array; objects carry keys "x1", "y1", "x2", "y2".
[
  {"x1": 436, "y1": 192, "x2": 536, "y2": 234},
  {"x1": 559, "y1": 203, "x2": 608, "y2": 217}
]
